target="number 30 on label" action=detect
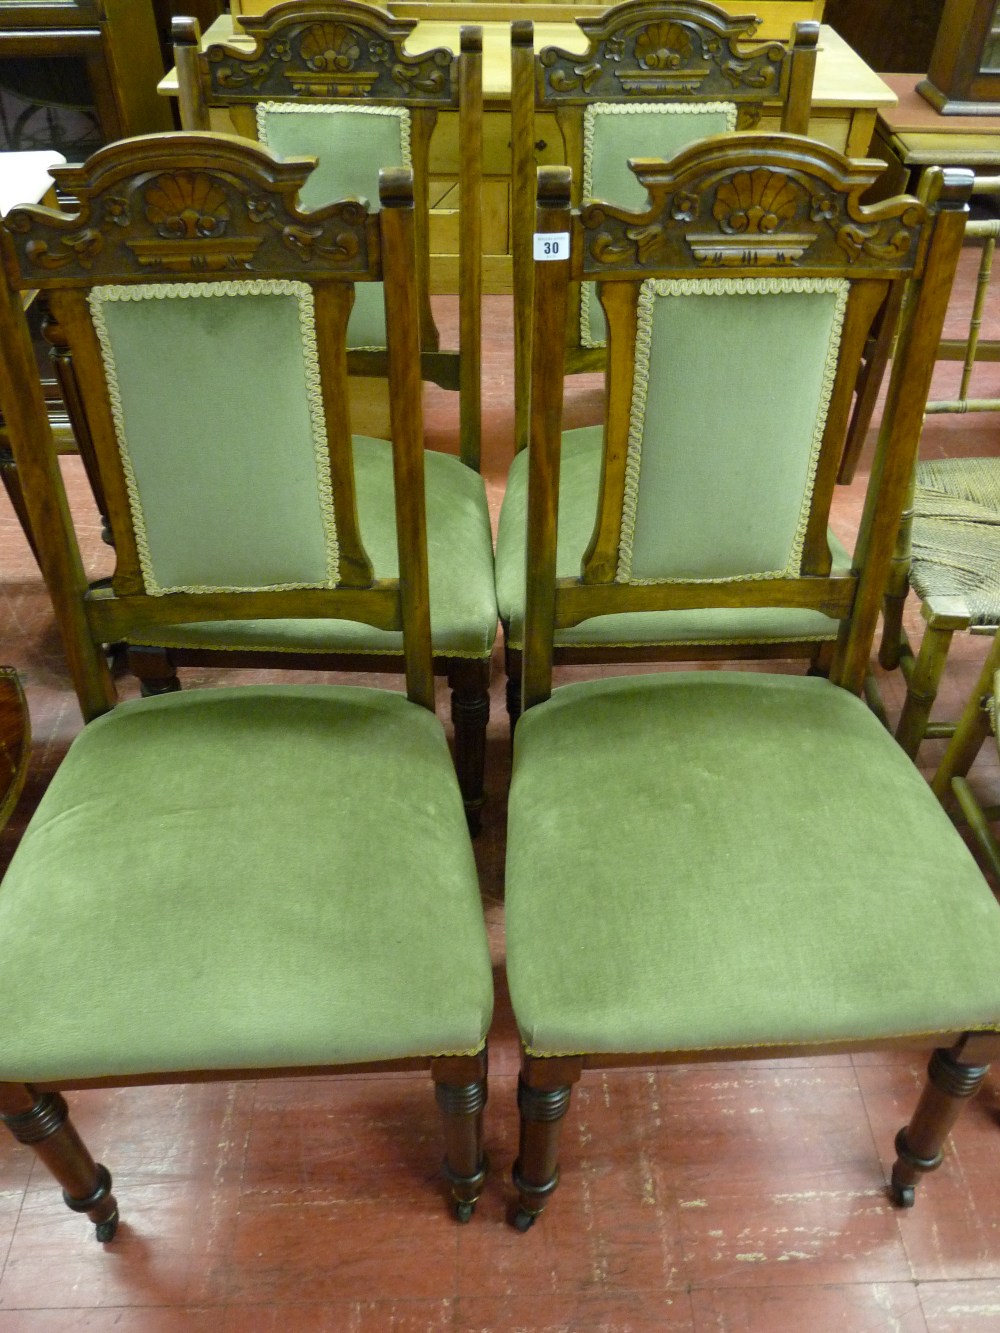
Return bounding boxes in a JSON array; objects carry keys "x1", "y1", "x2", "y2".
[{"x1": 533, "y1": 232, "x2": 570, "y2": 261}]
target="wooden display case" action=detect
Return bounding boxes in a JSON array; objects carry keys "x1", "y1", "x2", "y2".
[
  {"x1": 0, "y1": 0, "x2": 171, "y2": 154},
  {"x1": 919, "y1": 0, "x2": 1000, "y2": 113}
]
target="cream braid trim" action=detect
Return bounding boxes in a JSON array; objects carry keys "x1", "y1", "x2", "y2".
[
  {"x1": 616, "y1": 275, "x2": 849, "y2": 584},
  {"x1": 89, "y1": 279, "x2": 341, "y2": 596},
  {"x1": 256, "y1": 101, "x2": 412, "y2": 170},
  {"x1": 580, "y1": 101, "x2": 737, "y2": 348}
]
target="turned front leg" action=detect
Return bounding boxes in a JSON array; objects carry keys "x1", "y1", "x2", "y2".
[
  {"x1": 891, "y1": 1045, "x2": 991, "y2": 1206},
  {"x1": 0, "y1": 1084, "x2": 119, "y2": 1240},
  {"x1": 432, "y1": 1050, "x2": 488, "y2": 1222},
  {"x1": 511, "y1": 1053, "x2": 582, "y2": 1231}
]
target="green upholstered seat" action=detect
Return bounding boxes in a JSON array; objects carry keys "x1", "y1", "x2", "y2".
[
  {"x1": 496, "y1": 427, "x2": 851, "y2": 650},
  {"x1": 0, "y1": 685, "x2": 493, "y2": 1082},
  {"x1": 132, "y1": 437, "x2": 497, "y2": 659},
  {"x1": 506, "y1": 671, "x2": 1000, "y2": 1057}
]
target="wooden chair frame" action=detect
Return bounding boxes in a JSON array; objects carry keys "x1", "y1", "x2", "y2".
[
  {"x1": 510, "y1": 0, "x2": 820, "y2": 454},
  {"x1": 174, "y1": 2, "x2": 482, "y2": 472},
  {"x1": 0, "y1": 135, "x2": 488, "y2": 1234},
  {"x1": 931, "y1": 628, "x2": 1000, "y2": 882},
  {"x1": 878, "y1": 174, "x2": 1000, "y2": 759},
  {"x1": 509, "y1": 145, "x2": 997, "y2": 1229},
  {"x1": 44, "y1": 34, "x2": 494, "y2": 827}
]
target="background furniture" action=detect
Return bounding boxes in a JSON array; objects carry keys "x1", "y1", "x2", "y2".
[
  {"x1": 162, "y1": 16, "x2": 895, "y2": 294},
  {"x1": 0, "y1": 668, "x2": 27, "y2": 834},
  {"x1": 174, "y1": 4, "x2": 482, "y2": 472},
  {"x1": 0, "y1": 135, "x2": 492, "y2": 1239},
  {"x1": 0, "y1": 0, "x2": 170, "y2": 154},
  {"x1": 503, "y1": 145, "x2": 1000, "y2": 1233},
  {"x1": 509, "y1": 2, "x2": 818, "y2": 460},
  {"x1": 919, "y1": 0, "x2": 1000, "y2": 114}
]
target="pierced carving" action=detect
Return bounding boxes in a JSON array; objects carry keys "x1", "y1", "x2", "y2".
[
  {"x1": 537, "y1": 0, "x2": 784, "y2": 104},
  {"x1": 578, "y1": 137, "x2": 926, "y2": 275},
  {"x1": 205, "y1": 5, "x2": 457, "y2": 105},
  {"x1": 2, "y1": 136, "x2": 378, "y2": 286}
]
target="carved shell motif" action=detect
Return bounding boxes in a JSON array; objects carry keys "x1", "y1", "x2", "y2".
[
  {"x1": 144, "y1": 173, "x2": 231, "y2": 240},
  {"x1": 299, "y1": 22, "x2": 362, "y2": 73},
  {"x1": 712, "y1": 170, "x2": 799, "y2": 235},
  {"x1": 635, "y1": 23, "x2": 694, "y2": 71}
]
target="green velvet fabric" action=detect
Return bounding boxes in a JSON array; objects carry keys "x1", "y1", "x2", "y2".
[
  {"x1": 0, "y1": 686, "x2": 493, "y2": 1081},
  {"x1": 506, "y1": 672, "x2": 1000, "y2": 1056},
  {"x1": 258, "y1": 106, "x2": 406, "y2": 348},
  {"x1": 626, "y1": 285, "x2": 842, "y2": 581},
  {"x1": 495, "y1": 428, "x2": 849, "y2": 649},
  {"x1": 133, "y1": 438, "x2": 497, "y2": 659},
  {"x1": 97, "y1": 288, "x2": 335, "y2": 593},
  {"x1": 583, "y1": 104, "x2": 734, "y2": 345}
]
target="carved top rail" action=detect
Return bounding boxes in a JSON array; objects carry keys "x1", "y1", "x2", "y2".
[
  {"x1": 202, "y1": 1, "x2": 459, "y2": 107},
  {"x1": 0, "y1": 134, "x2": 382, "y2": 289},
  {"x1": 535, "y1": 0, "x2": 790, "y2": 105},
  {"x1": 573, "y1": 133, "x2": 929, "y2": 277}
]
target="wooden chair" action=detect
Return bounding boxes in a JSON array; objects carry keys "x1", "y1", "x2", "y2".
[
  {"x1": 879, "y1": 177, "x2": 1000, "y2": 758},
  {"x1": 147, "y1": 7, "x2": 495, "y2": 829},
  {"x1": 503, "y1": 142, "x2": 1000, "y2": 1230},
  {"x1": 930, "y1": 628, "x2": 1000, "y2": 881},
  {"x1": 510, "y1": 1, "x2": 820, "y2": 454},
  {"x1": 174, "y1": 2, "x2": 482, "y2": 471},
  {"x1": 0, "y1": 133, "x2": 493, "y2": 1239},
  {"x1": 0, "y1": 668, "x2": 29, "y2": 833}
]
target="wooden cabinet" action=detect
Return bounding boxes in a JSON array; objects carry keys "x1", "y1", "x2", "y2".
[
  {"x1": 0, "y1": 0, "x2": 171, "y2": 155},
  {"x1": 229, "y1": 0, "x2": 826, "y2": 43}
]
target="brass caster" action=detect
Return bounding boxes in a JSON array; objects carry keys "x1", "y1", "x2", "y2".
[
  {"x1": 455, "y1": 1200, "x2": 475, "y2": 1224},
  {"x1": 95, "y1": 1211, "x2": 119, "y2": 1242},
  {"x1": 512, "y1": 1207, "x2": 535, "y2": 1233}
]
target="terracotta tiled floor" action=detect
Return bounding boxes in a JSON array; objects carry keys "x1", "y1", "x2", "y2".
[{"x1": 2, "y1": 267, "x2": 1000, "y2": 1331}]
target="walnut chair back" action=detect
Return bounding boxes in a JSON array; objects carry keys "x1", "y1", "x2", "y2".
[
  {"x1": 175, "y1": 2, "x2": 482, "y2": 471},
  {"x1": 0, "y1": 133, "x2": 493, "y2": 1241},
  {"x1": 501, "y1": 144, "x2": 1000, "y2": 1231},
  {"x1": 511, "y1": 0, "x2": 819, "y2": 453}
]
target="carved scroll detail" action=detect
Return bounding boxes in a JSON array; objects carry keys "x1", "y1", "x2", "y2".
[
  {"x1": 579, "y1": 139, "x2": 926, "y2": 275},
  {"x1": 537, "y1": 2, "x2": 784, "y2": 104},
  {"x1": 2, "y1": 138, "x2": 378, "y2": 285},
  {"x1": 205, "y1": 8, "x2": 456, "y2": 105}
]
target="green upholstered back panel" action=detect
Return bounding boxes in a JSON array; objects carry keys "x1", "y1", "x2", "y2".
[
  {"x1": 619, "y1": 277, "x2": 847, "y2": 584},
  {"x1": 582, "y1": 102, "x2": 736, "y2": 346},
  {"x1": 90, "y1": 281, "x2": 339, "y2": 595},
  {"x1": 257, "y1": 104, "x2": 410, "y2": 349}
]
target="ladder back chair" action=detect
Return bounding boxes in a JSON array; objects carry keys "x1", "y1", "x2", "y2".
[
  {"x1": 0, "y1": 133, "x2": 493, "y2": 1238},
  {"x1": 879, "y1": 174, "x2": 1000, "y2": 758},
  {"x1": 174, "y1": 1, "x2": 482, "y2": 471},
  {"x1": 504, "y1": 144, "x2": 1000, "y2": 1230},
  {"x1": 510, "y1": 0, "x2": 820, "y2": 453}
]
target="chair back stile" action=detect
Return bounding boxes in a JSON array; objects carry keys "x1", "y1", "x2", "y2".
[
  {"x1": 174, "y1": 6, "x2": 483, "y2": 472},
  {"x1": 0, "y1": 133, "x2": 435, "y2": 715},
  {"x1": 521, "y1": 139, "x2": 971, "y2": 712}
]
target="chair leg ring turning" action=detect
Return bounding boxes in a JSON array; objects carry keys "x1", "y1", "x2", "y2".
[
  {"x1": 1, "y1": 1091, "x2": 119, "y2": 1241},
  {"x1": 511, "y1": 1080, "x2": 573, "y2": 1231},
  {"x1": 435, "y1": 1078, "x2": 488, "y2": 1222},
  {"x1": 890, "y1": 1048, "x2": 990, "y2": 1207}
]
